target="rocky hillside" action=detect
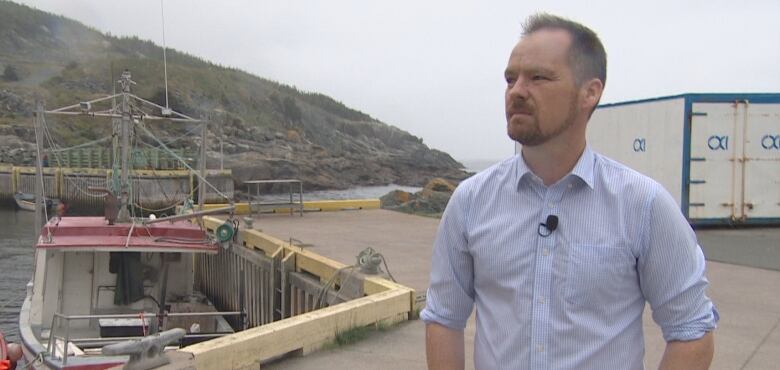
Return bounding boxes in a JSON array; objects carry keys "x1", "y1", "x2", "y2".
[{"x1": 0, "y1": 1, "x2": 468, "y2": 190}]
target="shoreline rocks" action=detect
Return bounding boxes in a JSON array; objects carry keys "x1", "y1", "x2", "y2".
[{"x1": 380, "y1": 177, "x2": 458, "y2": 217}]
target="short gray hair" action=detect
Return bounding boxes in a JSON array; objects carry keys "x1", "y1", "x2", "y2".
[{"x1": 522, "y1": 13, "x2": 607, "y2": 88}]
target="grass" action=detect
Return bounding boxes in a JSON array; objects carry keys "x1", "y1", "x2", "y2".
[{"x1": 325, "y1": 322, "x2": 392, "y2": 349}]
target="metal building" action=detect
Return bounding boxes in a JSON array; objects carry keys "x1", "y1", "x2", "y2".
[{"x1": 586, "y1": 93, "x2": 780, "y2": 225}]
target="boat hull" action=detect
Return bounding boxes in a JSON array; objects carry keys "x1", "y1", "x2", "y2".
[
  {"x1": 14, "y1": 193, "x2": 54, "y2": 212},
  {"x1": 19, "y1": 295, "x2": 126, "y2": 370}
]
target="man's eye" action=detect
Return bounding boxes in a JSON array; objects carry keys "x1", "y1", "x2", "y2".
[
  {"x1": 505, "y1": 77, "x2": 516, "y2": 85},
  {"x1": 532, "y1": 75, "x2": 549, "y2": 81}
]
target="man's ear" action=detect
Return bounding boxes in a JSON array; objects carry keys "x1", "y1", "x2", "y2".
[{"x1": 581, "y1": 78, "x2": 604, "y2": 112}]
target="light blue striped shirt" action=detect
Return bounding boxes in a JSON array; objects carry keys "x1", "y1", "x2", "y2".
[{"x1": 421, "y1": 146, "x2": 718, "y2": 370}]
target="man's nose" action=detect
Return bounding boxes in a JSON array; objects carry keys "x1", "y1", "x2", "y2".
[{"x1": 507, "y1": 78, "x2": 529, "y2": 100}]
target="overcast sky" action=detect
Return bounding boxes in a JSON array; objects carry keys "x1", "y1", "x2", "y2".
[{"x1": 16, "y1": 0, "x2": 780, "y2": 162}]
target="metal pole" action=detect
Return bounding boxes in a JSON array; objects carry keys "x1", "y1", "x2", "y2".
[
  {"x1": 198, "y1": 119, "x2": 207, "y2": 210},
  {"x1": 111, "y1": 62, "x2": 121, "y2": 195},
  {"x1": 118, "y1": 70, "x2": 132, "y2": 222},
  {"x1": 160, "y1": 0, "x2": 170, "y2": 110},
  {"x1": 141, "y1": 205, "x2": 235, "y2": 225},
  {"x1": 220, "y1": 114, "x2": 224, "y2": 171},
  {"x1": 33, "y1": 102, "x2": 45, "y2": 232}
]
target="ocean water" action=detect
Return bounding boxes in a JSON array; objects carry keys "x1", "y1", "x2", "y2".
[
  {"x1": 460, "y1": 158, "x2": 505, "y2": 173},
  {"x1": 0, "y1": 208, "x2": 36, "y2": 343},
  {"x1": 0, "y1": 184, "x2": 424, "y2": 343}
]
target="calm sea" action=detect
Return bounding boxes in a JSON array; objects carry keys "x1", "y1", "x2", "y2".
[
  {"x1": 0, "y1": 207, "x2": 36, "y2": 343},
  {"x1": 460, "y1": 158, "x2": 505, "y2": 173}
]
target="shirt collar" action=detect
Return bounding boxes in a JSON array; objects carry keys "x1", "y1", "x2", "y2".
[
  {"x1": 570, "y1": 145, "x2": 595, "y2": 189},
  {"x1": 514, "y1": 145, "x2": 596, "y2": 190}
]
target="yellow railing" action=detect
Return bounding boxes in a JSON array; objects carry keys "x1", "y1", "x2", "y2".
[{"x1": 198, "y1": 199, "x2": 380, "y2": 214}]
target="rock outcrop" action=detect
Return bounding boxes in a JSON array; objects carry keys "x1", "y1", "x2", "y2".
[{"x1": 380, "y1": 178, "x2": 458, "y2": 217}]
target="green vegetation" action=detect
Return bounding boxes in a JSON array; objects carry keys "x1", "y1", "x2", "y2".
[
  {"x1": 0, "y1": 0, "x2": 377, "y2": 147},
  {"x1": 2, "y1": 64, "x2": 18, "y2": 81},
  {"x1": 324, "y1": 322, "x2": 391, "y2": 349},
  {"x1": 0, "y1": 0, "x2": 466, "y2": 185}
]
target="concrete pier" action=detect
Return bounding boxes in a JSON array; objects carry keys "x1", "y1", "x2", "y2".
[{"x1": 246, "y1": 209, "x2": 780, "y2": 370}]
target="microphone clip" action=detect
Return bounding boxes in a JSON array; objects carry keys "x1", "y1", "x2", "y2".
[{"x1": 538, "y1": 215, "x2": 559, "y2": 237}]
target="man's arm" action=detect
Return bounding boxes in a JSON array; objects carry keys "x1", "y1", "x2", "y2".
[
  {"x1": 637, "y1": 187, "x2": 718, "y2": 369},
  {"x1": 420, "y1": 185, "x2": 474, "y2": 369},
  {"x1": 426, "y1": 322, "x2": 465, "y2": 370},
  {"x1": 659, "y1": 331, "x2": 714, "y2": 370}
]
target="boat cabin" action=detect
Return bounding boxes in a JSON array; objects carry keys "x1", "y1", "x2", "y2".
[{"x1": 21, "y1": 216, "x2": 234, "y2": 369}]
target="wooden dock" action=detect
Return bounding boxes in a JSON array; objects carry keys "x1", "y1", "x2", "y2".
[{"x1": 0, "y1": 165, "x2": 233, "y2": 212}]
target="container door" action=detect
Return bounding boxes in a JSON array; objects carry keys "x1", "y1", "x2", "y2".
[
  {"x1": 688, "y1": 102, "x2": 745, "y2": 221},
  {"x1": 743, "y1": 103, "x2": 780, "y2": 219}
]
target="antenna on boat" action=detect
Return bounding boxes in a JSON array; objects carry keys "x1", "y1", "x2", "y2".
[
  {"x1": 33, "y1": 102, "x2": 48, "y2": 233},
  {"x1": 160, "y1": 0, "x2": 171, "y2": 116}
]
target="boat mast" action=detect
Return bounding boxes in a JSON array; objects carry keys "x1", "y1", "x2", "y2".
[
  {"x1": 198, "y1": 118, "x2": 207, "y2": 210},
  {"x1": 111, "y1": 62, "x2": 121, "y2": 207},
  {"x1": 33, "y1": 101, "x2": 45, "y2": 232},
  {"x1": 118, "y1": 70, "x2": 134, "y2": 222}
]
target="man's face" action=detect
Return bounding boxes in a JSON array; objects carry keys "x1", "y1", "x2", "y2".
[{"x1": 504, "y1": 29, "x2": 582, "y2": 146}]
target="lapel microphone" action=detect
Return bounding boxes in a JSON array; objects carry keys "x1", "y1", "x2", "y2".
[{"x1": 538, "y1": 215, "x2": 559, "y2": 237}]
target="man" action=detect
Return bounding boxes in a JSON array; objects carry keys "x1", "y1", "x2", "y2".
[{"x1": 421, "y1": 13, "x2": 718, "y2": 370}]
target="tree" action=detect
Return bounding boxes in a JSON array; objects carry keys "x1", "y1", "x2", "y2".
[
  {"x1": 282, "y1": 96, "x2": 302, "y2": 124},
  {"x1": 3, "y1": 65, "x2": 19, "y2": 81}
]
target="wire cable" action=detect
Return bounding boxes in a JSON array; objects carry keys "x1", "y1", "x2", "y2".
[{"x1": 134, "y1": 121, "x2": 232, "y2": 202}]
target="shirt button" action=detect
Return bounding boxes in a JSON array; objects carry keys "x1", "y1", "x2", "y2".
[
  {"x1": 537, "y1": 345, "x2": 544, "y2": 353},
  {"x1": 538, "y1": 297, "x2": 545, "y2": 304},
  {"x1": 542, "y1": 249, "x2": 549, "y2": 256},
  {"x1": 568, "y1": 183, "x2": 573, "y2": 189},
  {"x1": 548, "y1": 202, "x2": 554, "y2": 208}
]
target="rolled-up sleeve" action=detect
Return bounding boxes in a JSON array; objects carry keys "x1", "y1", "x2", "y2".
[
  {"x1": 638, "y1": 187, "x2": 719, "y2": 342},
  {"x1": 420, "y1": 185, "x2": 475, "y2": 330}
]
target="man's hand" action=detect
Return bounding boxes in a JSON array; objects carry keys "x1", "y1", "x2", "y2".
[
  {"x1": 426, "y1": 322, "x2": 465, "y2": 370},
  {"x1": 659, "y1": 331, "x2": 714, "y2": 370}
]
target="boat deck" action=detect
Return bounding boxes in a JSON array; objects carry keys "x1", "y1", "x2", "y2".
[{"x1": 220, "y1": 209, "x2": 780, "y2": 370}]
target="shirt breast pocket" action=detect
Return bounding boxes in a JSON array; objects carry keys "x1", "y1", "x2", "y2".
[{"x1": 565, "y1": 243, "x2": 637, "y2": 307}]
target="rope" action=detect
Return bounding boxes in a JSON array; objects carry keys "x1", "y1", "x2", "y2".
[
  {"x1": 134, "y1": 121, "x2": 232, "y2": 202},
  {"x1": 47, "y1": 136, "x2": 111, "y2": 153},
  {"x1": 154, "y1": 237, "x2": 212, "y2": 244},
  {"x1": 331, "y1": 265, "x2": 358, "y2": 306},
  {"x1": 40, "y1": 115, "x2": 109, "y2": 198},
  {"x1": 124, "y1": 220, "x2": 136, "y2": 248},
  {"x1": 17, "y1": 352, "x2": 45, "y2": 370},
  {"x1": 315, "y1": 264, "x2": 358, "y2": 310},
  {"x1": 34, "y1": 114, "x2": 49, "y2": 223},
  {"x1": 139, "y1": 312, "x2": 148, "y2": 336},
  {"x1": 139, "y1": 123, "x2": 203, "y2": 148},
  {"x1": 380, "y1": 254, "x2": 397, "y2": 283},
  {"x1": 132, "y1": 201, "x2": 183, "y2": 213}
]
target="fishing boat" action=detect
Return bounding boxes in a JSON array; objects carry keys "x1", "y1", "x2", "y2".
[
  {"x1": 7, "y1": 70, "x2": 241, "y2": 370},
  {"x1": 18, "y1": 215, "x2": 236, "y2": 370},
  {"x1": 13, "y1": 192, "x2": 56, "y2": 212}
]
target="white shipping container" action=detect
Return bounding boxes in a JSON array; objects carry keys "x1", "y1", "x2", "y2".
[{"x1": 585, "y1": 93, "x2": 780, "y2": 225}]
